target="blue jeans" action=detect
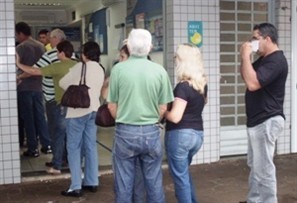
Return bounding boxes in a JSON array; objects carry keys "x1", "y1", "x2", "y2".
[
  {"x1": 112, "y1": 123, "x2": 165, "y2": 203},
  {"x1": 133, "y1": 158, "x2": 146, "y2": 203},
  {"x1": 247, "y1": 115, "x2": 284, "y2": 203},
  {"x1": 165, "y1": 129, "x2": 204, "y2": 203},
  {"x1": 66, "y1": 112, "x2": 99, "y2": 190},
  {"x1": 49, "y1": 102, "x2": 67, "y2": 170},
  {"x1": 18, "y1": 107, "x2": 25, "y2": 147},
  {"x1": 45, "y1": 100, "x2": 56, "y2": 144},
  {"x1": 17, "y1": 91, "x2": 51, "y2": 152}
]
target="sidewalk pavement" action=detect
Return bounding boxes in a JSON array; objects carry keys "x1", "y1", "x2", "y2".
[{"x1": 0, "y1": 154, "x2": 296, "y2": 203}]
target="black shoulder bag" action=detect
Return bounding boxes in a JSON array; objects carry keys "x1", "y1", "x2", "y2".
[{"x1": 61, "y1": 62, "x2": 90, "y2": 108}]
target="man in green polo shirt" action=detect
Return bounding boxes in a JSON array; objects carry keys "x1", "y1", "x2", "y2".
[{"x1": 107, "y1": 29, "x2": 174, "y2": 203}]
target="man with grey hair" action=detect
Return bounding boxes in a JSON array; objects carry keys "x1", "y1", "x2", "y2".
[
  {"x1": 37, "y1": 28, "x2": 67, "y2": 103},
  {"x1": 37, "y1": 28, "x2": 70, "y2": 174},
  {"x1": 20, "y1": 28, "x2": 70, "y2": 174},
  {"x1": 107, "y1": 28, "x2": 174, "y2": 203}
]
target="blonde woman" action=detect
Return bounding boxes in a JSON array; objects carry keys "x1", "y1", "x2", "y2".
[{"x1": 165, "y1": 43, "x2": 207, "y2": 203}]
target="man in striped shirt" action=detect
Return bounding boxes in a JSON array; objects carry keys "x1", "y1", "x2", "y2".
[{"x1": 35, "y1": 29, "x2": 70, "y2": 173}]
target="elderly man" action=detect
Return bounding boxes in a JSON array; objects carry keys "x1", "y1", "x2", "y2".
[
  {"x1": 240, "y1": 23, "x2": 288, "y2": 203},
  {"x1": 107, "y1": 29, "x2": 174, "y2": 203}
]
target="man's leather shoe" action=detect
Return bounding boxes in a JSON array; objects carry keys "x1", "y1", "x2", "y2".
[
  {"x1": 45, "y1": 162, "x2": 53, "y2": 167},
  {"x1": 41, "y1": 146, "x2": 52, "y2": 154},
  {"x1": 61, "y1": 189, "x2": 82, "y2": 197},
  {"x1": 82, "y1": 185, "x2": 98, "y2": 193},
  {"x1": 23, "y1": 149, "x2": 39, "y2": 157}
]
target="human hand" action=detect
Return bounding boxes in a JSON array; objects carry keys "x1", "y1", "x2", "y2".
[
  {"x1": 240, "y1": 41, "x2": 252, "y2": 59},
  {"x1": 15, "y1": 53, "x2": 20, "y2": 67},
  {"x1": 16, "y1": 75, "x2": 22, "y2": 85}
]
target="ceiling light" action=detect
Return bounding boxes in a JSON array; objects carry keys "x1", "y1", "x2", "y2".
[{"x1": 16, "y1": 2, "x2": 62, "y2": 7}]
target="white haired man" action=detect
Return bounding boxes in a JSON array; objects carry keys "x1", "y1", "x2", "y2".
[{"x1": 107, "y1": 29, "x2": 174, "y2": 203}]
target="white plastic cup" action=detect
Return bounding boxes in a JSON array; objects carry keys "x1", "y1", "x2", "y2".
[{"x1": 251, "y1": 40, "x2": 259, "y2": 52}]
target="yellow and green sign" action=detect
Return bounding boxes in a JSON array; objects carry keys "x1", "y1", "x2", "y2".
[{"x1": 188, "y1": 21, "x2": 203, "y2": 47}]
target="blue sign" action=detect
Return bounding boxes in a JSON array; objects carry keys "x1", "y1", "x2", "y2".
[
  {"x1": 87, "y1": 8, "x2": 108, "y2": 54},
  {"x1": 188, "y1": 21, "x2": 203, "y2": 47}
]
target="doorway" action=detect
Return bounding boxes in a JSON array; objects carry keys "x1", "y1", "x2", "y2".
[{"x1": 14, "y1": 0, "x2": 115, "y2": 175}]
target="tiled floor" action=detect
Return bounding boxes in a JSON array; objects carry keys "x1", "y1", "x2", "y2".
[{"x1": 20, "y1": 127, "x2": 115, "y2": 174}]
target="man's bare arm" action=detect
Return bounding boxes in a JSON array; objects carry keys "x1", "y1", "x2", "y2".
[
  {"x1": 107, "y1": 102, "x2": 118, "y2": 119},
  {"x1": 240, "y1": 42, "x2": 261, "y2": 91}
]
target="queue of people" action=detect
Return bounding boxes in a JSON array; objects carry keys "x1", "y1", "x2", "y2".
[
  {"x1": 15, "y1": 21, "x2": 287, "y2": 203},
  {"x1": 16, "y1": 39, "x2": 78, "y2": 174},
  {"x1": 15, "y1": 22, "x2": 104, "y2": 197}
]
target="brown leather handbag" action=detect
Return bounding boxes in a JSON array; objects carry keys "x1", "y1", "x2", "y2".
[
  {"x1": 61, "y1": 62, "x2": 90, "y2": 108},
  {"x1": 95, "y1": 103, "x2": 115, "y2": 127}
]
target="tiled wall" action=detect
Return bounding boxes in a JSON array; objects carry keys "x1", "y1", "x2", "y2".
[
  {"x1": 0, "y1": 0, "x2": 21, "y2": 184},
  {"x1": 165, "y1": 0, "x2": 221, "y2": 164},
  {"x1": 275, "y1": 0, "x2": 292, "y2": 154}
]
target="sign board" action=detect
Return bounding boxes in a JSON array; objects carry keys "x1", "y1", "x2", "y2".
[{"x1": 188, "y1": 21, "x2": 203, "y2": 47}]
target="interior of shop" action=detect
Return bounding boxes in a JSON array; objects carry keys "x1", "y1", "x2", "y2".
[{"x1": 14, "y1": 0, "x2": 165, "y2": 175}]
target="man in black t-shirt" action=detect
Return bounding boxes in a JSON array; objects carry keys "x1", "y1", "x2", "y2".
[{"x1": 239, "y1": 23, "x2": 288, "y2": 203}]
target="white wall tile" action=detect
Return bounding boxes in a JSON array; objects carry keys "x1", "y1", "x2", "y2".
[
  {"x1": 3, "y1": 153, "x2": 12, "y2": 162},
  {"x1": 0, "y1": 3, "x2": 21, "y2": 185},
  {"x1": 166, "y1": 0, "x2": 220, "y2": 164},
  {"x1": 275, "y1": 0, "x2": 291, "y2": 154}
]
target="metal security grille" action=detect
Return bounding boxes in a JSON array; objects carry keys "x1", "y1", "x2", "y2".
[
  {"x1": 220, "y1": 0, "x2": 268, "y2": 127},
  {"x1": 219, "y1": 0, "x2": 268, "y2": 156}
]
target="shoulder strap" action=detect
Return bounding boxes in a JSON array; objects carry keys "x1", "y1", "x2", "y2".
[
  {"x1": 99, "y1": 63, "x2": 106, "y2": 73},
  {"x1": 79, "y1": 62, "x2": 86, "y2": 85}
]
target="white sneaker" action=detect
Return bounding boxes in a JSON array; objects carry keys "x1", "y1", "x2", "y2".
[{"x1": 46, "y1": 167, "x2": 61, "y2": 175}]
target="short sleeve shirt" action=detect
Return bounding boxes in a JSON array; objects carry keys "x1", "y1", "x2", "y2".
[
  {"x1": 16, "y1": 38, "x2": 45, "y2": 92},
  {"x1": 166, "y1": 82, "x2": 207, "y2": 131},
  {"x1": 245, "y1": 50, "x2": 288, "y2": 127},
  {"x1": 107, "y1": 56, "x2": 174, "y2": 125},
  {"x1": 40, "y1": 59, "x2": 77, "y2": 103}
]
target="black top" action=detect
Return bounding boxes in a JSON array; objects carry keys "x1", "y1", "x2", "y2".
[
  {"x1": 245, "y1": 50, "x2": 288, "y2": 127},
  {"x1": 166, "y1": 82, "x2": 207, "y2": 131}
]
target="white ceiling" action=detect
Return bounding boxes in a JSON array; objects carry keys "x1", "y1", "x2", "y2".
[{"x1": 14, "y1": 0, "x2": 86, "y2": 9}]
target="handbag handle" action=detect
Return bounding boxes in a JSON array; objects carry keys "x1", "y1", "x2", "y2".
[{"x1": 79, "y1": 62, "x2": 87, "y2": 85}]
